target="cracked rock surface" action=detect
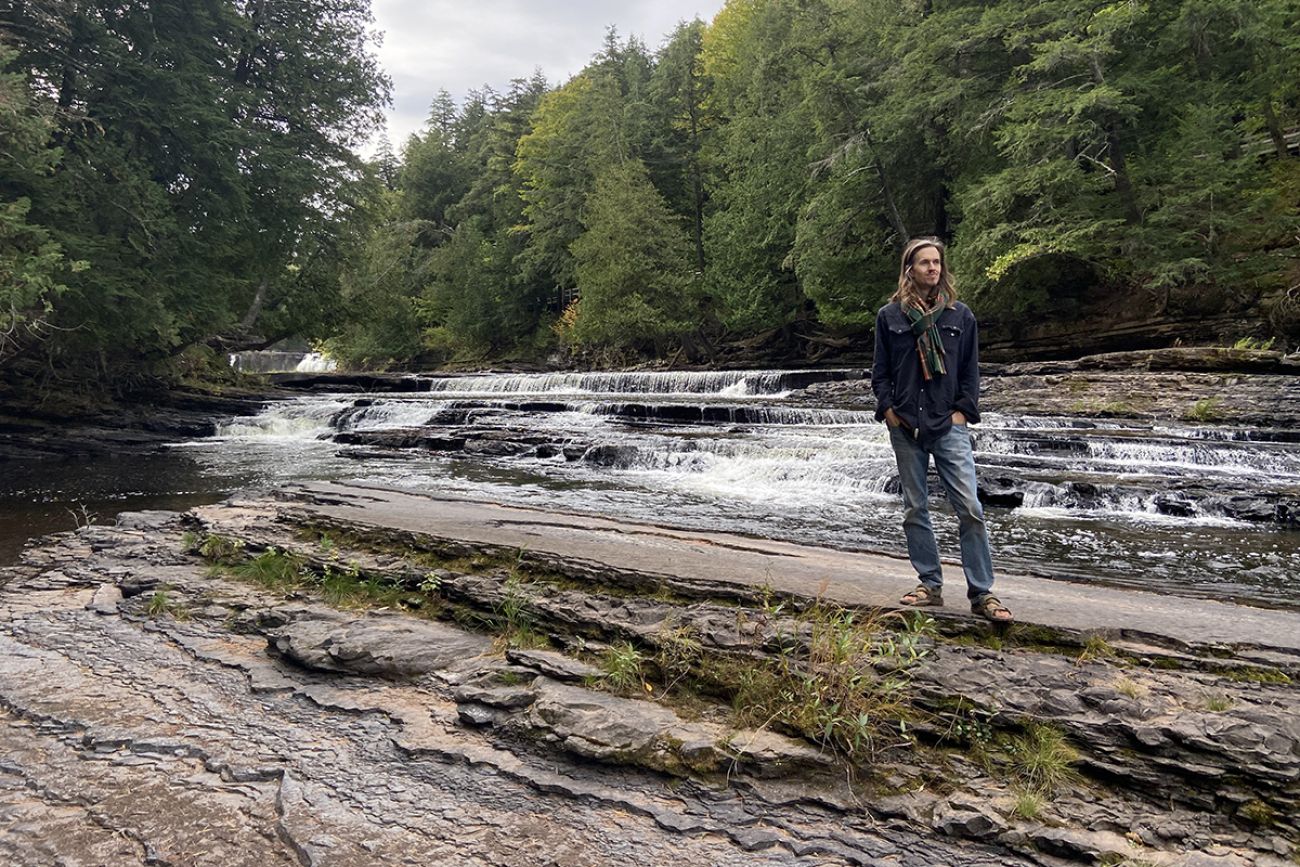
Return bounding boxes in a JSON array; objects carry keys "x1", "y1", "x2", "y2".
[
  {"x1": 2, "y1": 504, "x2": 1296, "y2": 866},
  {"x1": 1, "y1": 512, "x2": 1025, "y2": 866}
]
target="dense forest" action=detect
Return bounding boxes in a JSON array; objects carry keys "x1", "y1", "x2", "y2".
[{"x1": 3, "y1": 0, "x2": 1299, "y2": 383}]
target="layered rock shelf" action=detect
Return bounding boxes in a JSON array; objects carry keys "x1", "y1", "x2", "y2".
[{"x1": 2, "y1": 486, "x2": 1297, "y2": 866}]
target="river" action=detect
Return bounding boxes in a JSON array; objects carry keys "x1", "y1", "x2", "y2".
[{"x1": 3, "y1": 368, "x2": 1297, "y2": 605}]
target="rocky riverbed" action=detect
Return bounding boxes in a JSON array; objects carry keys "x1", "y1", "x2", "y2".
[{"x1": 2, "y1": 491, "x2": 1297, "y2": 866}]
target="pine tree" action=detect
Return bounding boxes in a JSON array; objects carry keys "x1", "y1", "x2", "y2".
[{"x1": 568, "y1": 160, "x2": 700, "y2": 353}]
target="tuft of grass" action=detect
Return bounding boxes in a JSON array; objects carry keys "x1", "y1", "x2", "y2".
[
  {"x1": 1077, "y1": 634, "x2": 1117, "y2": 663},
  {"x1": 1113, "y1": 675, "x2": 1149, "y2": 700},
  {"x1": 1203, "y1": 692, "x2": 1234, "y2": 712},
  {"x1": 231, "y1": 547, "x2": 307, "y2": 593},
  {"x1": 1011, "y1": 788, "x2": 1044, "y2": 821},
  {"x1": 490, "y1": 568, "x2": 547, "y2": 649},
  {"x1": 602, "y1": 641, "x2": 647, "y2": 693},
  {"x1": 1217, "y1": 664, "x2": 1290, "y2": 684},
  {"x1": 1232, "y1": 336, "x2": 1275, "y2": 351},
  {"x1": 653, "y1": 623, "x2": 703, "y2": 695},
  {"x1": 718, "y1": 602, "x2": 934, "y2": 764},
  {"x1": 198, "y1": 533, "x2": 246, "y2": 565},
  {"x1": 1184, "y1": 397, "x2": 1223, "y2": 422},
  {"x1": 1238, "y1": 799, "x2": 1276, "y2": 827},
  {"x1": 1006, "y1": 724, "x2": 1080, "y2": 794},
  {"x1": 145, "y1": 588, "x2": 190, "y2": 621}
]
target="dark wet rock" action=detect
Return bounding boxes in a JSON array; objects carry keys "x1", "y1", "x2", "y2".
[
  {"x1": 0, "y1": 385, "x2": 270, "y2": 461},
  {"x1": 267, "y1": 611, "x2": 491, "y2": 677},
  {"x1": 1154, "y1": 494, "x2": 1197, "y2": 517},
  {"x1": 463, "y1": 439, "x2": 534, "y2": 457},
  {"x1": 582, "y1": 444, "x2": 642, "y2": 468},
  {"x1": 118, "y1": 576, "x2": 162, "y2": 598},
  {"x1": 270, "y1": 371, "x2": 425, "y2": 391},
  {"x1": 426, "y1": 407, "x2": 473, "y2": 425},
  {"x1": 332, "y1": 429, "x2": 467, "y2": 452},
  {"x1": 976, "y1": 476, "x2": 1025, "y2": 508},
  {"x1": 1219, "y1": 496, "x2": 1284, "y2": 524}
]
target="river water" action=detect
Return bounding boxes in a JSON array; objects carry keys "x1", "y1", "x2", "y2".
[{"x1": 3, "y1": 369, "x2": 1297, "y2": 606}]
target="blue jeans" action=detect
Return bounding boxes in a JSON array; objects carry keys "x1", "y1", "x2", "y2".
[{"x1": 887, "y1": 423, "x2": 996, "y2": 601}]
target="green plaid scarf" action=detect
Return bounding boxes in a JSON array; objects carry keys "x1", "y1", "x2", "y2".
[{"x1": 905, "y1": 301, "x2": 947, "y2": 380}]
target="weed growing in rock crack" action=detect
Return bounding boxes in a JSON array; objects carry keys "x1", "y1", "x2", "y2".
[
  {"x1": 232, "y1": 547, "x2": 307, "y2": 593},
  {"x1": 1004, "y1": 724, "x2": 1080, "y2": 794},
  {"x1": 653, "y1": 623, "x2": 703, "y2": 694},
  {"x1": 602, "y1": 641, "x2": 647, "y2": 693},
  {"x1": 1077, "y1": 634, "x2": 1117, "y2": 663},
  {"x1": 940, "y1": 698, "x2": 996, "y2": 752},
  {"x1": 317, "y1": 562, "x2": 406, "y2": 610},
  {"x1": 146, "y1": 588, "x2": 190, "y2": 620},
  {"x1": 1238, "y1": 799, "x2": 1276, "y2": 827},
  {"x1": 1203, "y1": 692, "x2": 1234, "y2": 712},
  {"x1": 1184, "y1": 397, "x2": 1223, "y2": 422},
  {"x1": 65, "y1": 502, "x2": 98, "y2": 530},
  {"x1": 1216, "y1": 665, "x2": 1290, "y2": 685},
  {"x1": 723, "y1": 602, "x2": 933, "y2": 764},
  {"x1": 1113, "y1": 675, "x2": 1149, "y2": 700},
  {"x1": 1232, "y1": 336, "x2": 1276, "y2": 351},
  {"x1": 198, "y1": 533, "x2": 245, "y2": 565},
  {"x1": 492, "y1": 569, "x2": 547, "y2": 650},
  {"x1": 1011, "y1": 788, "x2": 1044, "y2": 821}
]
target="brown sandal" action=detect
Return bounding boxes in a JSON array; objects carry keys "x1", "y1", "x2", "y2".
[
  {"x1": 900, "y1": 584, "x2": 943, "y2": 607},
  {"x1": 971, "y1": 594, "x2": 1013, "y2": 623}
]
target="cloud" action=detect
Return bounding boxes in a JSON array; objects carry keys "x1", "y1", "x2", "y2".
[{"x1": 371, "y1": 0, "x2": 722, "y2": 150}]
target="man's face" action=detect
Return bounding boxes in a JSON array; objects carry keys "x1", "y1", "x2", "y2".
[{"x1": 911, "y1": 247, "x2": 942, "y2": 289}]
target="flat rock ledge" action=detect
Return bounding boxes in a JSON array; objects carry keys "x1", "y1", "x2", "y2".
[{"x1": 1, "y1": 502, "x2": 1297, "y2": 866}]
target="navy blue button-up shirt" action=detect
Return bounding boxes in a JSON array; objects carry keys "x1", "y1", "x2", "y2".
[{"x1": 871, "y1": 300, "x2": 981, "y2": 445}]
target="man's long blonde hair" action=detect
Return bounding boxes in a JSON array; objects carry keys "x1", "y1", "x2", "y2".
[{"x1": 891, "y1": 237, "x2": 957, "y2": 311}]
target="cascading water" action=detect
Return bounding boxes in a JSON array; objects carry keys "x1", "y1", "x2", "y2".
[{"x1": 102, "y1": 368, "x2": 1300, "y2": 604}]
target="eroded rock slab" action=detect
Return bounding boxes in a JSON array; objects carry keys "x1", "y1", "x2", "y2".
[{"x1": 266, "y1": 608, "x2": 491, "y2": 677}]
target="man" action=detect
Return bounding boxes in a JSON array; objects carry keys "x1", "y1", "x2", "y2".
[{"x1": 871, "y1": 238, "x2": 1013, "y2": 623}]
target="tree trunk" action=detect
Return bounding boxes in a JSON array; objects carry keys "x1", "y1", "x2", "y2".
[
  {"x1": 862, "y1": 129, "x2": 909, "y2": 241},
  {"x1": 1090, "y1": 56, "x2": 1141, "y2": 225},
  {"x1": 239, "y1": 276, "x2": 271, "y2": 334},
  {"x1": 686, "y1": 68, "x2": 706, "y2": 274},
  {"x1": 1263, "y1": 100, "x2": 1290, "y2": 158}
]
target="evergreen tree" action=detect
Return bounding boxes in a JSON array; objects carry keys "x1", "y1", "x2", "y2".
[
  {"x1": 0, "y1": 42, "x2": 80, "y2": 367},
  {"x1": 567, "y1": 160, "x2": 700, "y2": 353},
  {"x1": 1, "y1": 0, "x2": 389, "y2": 379},
  {"x1": 701, "y1": 0, "x2": 818, "y2": 332}
]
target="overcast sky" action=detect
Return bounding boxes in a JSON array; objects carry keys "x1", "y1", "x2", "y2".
[{"x1": 370, "y1": 0, "x2": 727, "y2": 151}]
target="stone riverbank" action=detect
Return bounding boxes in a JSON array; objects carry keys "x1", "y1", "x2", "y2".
[{"x1": 1, "y1": 485, "x2": 1296, "y2": 866}]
